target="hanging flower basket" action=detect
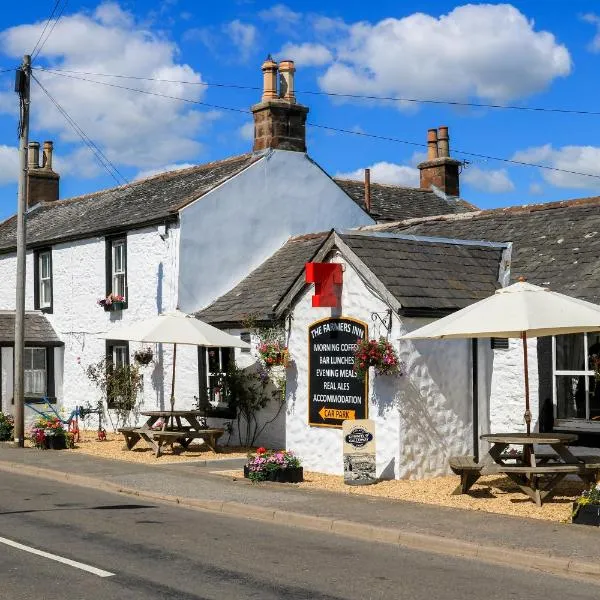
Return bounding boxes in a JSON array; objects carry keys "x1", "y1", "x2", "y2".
[
  {"x1": 133, "y1": 347, "x2": 154, "y2": 366},
  {"x1": 354, "y1": 337, "x2": 403, "y2": 382},
  {"x1": 257, "y1": 340, "x2": 289, "y2": 368}
]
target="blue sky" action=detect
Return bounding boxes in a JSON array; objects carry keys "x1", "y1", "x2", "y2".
[{"x1": 0, "y1": 0, "x2": 599, "y2": 220}]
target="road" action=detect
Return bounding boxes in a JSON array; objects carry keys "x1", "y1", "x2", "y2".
[{"x1": 0, "y1": 471, "x2": 597, "y2": 600}]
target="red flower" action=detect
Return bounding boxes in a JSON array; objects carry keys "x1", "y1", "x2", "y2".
[{"x1": 257, "y1": 447, "x2": 267, "y2": 455}]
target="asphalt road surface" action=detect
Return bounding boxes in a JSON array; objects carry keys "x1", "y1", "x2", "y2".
[{"x1": 0, "y1": 471, "x2": 597, "y2": 600}]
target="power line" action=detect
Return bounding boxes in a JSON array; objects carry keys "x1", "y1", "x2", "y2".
[
  {"x1": 32, "y1": 74, "x2": 127, "y2": 185},
  {"x1": 32, "y1": 68, "x2": 600, "y2": 182},
  {"x1": 30, "y1": 0, "x2": 61, "y2": 58},
  {"x1": 32, "y1": 0, "x2": 69, "y2": 62},
  {"x1": 34, "y1": 66, "x2": 600, "y2": 117}
]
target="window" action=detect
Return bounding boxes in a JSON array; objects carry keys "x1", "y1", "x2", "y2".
[
  {"x1": 105, "y1": 236, "x2": 127, "y2": 309},
  {"x1": 34, "y1": 249, "x2": 53, "y2": 312},
  {"x1": 106, "y1": 340, "x2": 130, "y2": 408},
  {"x1": 240, "y1": 332, "x2": 251, "y2": 353},
  {"x1": 198, "y1": 347, "x2": 234, "y2": 418},
  {"x1": 491, "y1": 337, "x2": 509, "y2": 350},
  {"x1": 553, "y1": 333, "x2": 600, "y2": 427},
  {"x1": 24, "y1": 347, "x2": 47, "y2": 397}
]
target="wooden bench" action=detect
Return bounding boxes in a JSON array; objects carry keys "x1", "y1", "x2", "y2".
[
  {"x1": 118, "y1": 427, "x2": 141, "y2": 450},
  {"x1": 449, "y1": 456, "x2": 486, "y2": 495}
]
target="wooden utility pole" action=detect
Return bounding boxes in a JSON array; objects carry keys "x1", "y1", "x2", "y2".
[{"x1": 14, "y1": 54, "x2": 31, "y2": 447}]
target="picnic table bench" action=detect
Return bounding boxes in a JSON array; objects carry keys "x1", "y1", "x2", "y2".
[
  {"x1": 118, "y1": 411, "x2": 225, "y2": 458},
  {"x1": 449, "y1": 433, "x2": 600, "y2": 506}
]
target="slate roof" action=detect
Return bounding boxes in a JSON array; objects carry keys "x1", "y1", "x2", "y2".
[
  {"x1": 0, "y1": 153, "x2": 262, "y2": 253},
  {"x1": 333, "y1": 178, "x2": 476, "y2": 222},
  {"x1": 338, "y1": 233, "x2": 504, "y2": 311},
  {"x1": 367, "y1": 196, "x2": 600, "y2": 304},
  {"x1": 0, "y1": 311, "x2": 62, "y2": 345},
  {"x1": 198, "y1": 230, "x2": 505, "y2": 325},
  {"x1": 197, "y1": 233, "x2": 329, "y2": 325}
]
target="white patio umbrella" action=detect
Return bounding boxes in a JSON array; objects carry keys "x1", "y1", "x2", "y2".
[
  {"x1": 402, "y1": 280, "x2": 600, "y2": 435},
  {"x1": 98, "y1": 311, "x2": 250, "y2": 411}
]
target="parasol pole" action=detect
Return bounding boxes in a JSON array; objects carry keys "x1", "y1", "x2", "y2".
[
  {"x1": 522, "y1": 332, "x2": 531, "y2": 436},
  {"x1": 170, "y1": 343, "x2": 177, "y2": 415}
]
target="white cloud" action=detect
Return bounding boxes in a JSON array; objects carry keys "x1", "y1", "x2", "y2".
[
  {"x1": 336, "y1": 161, "x2": 419, "y2": 187},
  {"x1": 462, "y1": 166, "x2": 515, "y2": 193},
  {"x1": 529, "y1": 182, "x2": 544, "y2": 195},
  {"x1": 239, "y1": 121, "x2": 254, "y2": 141},
  {"x1": 512, "y1": 144, "x2": 600, "y2": 189},
  {"x1": 259, "y1": 4, "x2": 301, "y2": 33},
  {"x1": 224, "y1": 20, "x2": 257, "y2": 61},
  {"x1": 135, "y1": 163, "x2": 196, "y2": 181},
  {"x1": 582, "y1": 13, "x2": 600, "y2": 52},
  {"x1": 0, "y1": 2, "x2": 214, "y2": 174},
  {"x1": 277, "y1": 42, "x2": 332, "y2": 66},
  {"x1": 317, "y1": 5, "x2": 571, "y2": 106},
  {"x1": 0, "y1": 145, "x2": 19, "y2": 185}
]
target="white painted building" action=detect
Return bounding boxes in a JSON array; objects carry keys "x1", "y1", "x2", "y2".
[{"x1": 0, "y1": 60, "x2": 469, "y2": 439}]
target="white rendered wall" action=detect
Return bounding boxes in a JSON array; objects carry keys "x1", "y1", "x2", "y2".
[
  {"x1": 489, "y1": 339, "x2": 539, "y2": 433},
  {"x1": 284, "y1": 252, "x2": 494, "y2": 480},
  {"x1": 0, "y1": 224, "x2": 208, "y2": 429},
  {"x1": 178, "y1": 150, "x2": 374, "y2": 313}
]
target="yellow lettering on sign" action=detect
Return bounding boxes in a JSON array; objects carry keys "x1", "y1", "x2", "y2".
[{"x1": 319, "y1": 407, "x2": 356, "y2": 421}]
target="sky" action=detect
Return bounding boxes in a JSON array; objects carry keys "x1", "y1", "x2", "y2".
[{"x1": 0, "y1": 0, "x2": 599, "y2": 220}]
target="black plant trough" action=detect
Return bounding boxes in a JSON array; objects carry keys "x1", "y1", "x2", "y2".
[
  {"x1": 44, "y1": 436, "x2": 67, "y2": 450},
  {"x1": 243, "y1": 465, "x2": 303, "y2": 483},
  {"x1": 572, "y1": 503, "x2": 600, "y2": 526}
]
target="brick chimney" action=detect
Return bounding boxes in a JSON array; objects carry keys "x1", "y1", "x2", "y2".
[
  {"x1": 27, "y1": 140, "x2": 59, "y2": 208},
  {"x1": 251, "y1": 56, "x2": 309, "y2": 152},
  {"x1": 417, "y1": 127, "x2": 461, "y2": 197}
]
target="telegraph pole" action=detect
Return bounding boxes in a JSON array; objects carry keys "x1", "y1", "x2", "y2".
[{"x1": 14, "y1": 54, "x2": 30, "y2": 447}]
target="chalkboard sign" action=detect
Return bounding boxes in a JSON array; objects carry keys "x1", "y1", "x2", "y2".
[{"x1": 308, "y1": 317, "x2": 368, "y2": 428}]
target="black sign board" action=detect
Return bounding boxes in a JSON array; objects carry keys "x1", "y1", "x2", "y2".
[{"x1": 308, "y1": 317, "x2": 368, "y2": 428}]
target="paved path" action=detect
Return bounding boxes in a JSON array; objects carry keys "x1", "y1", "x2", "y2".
[{"x1": 0, "y1": 445, "x2": 599, "y2": 581}]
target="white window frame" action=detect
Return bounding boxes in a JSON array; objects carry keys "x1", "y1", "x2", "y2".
[
  {"x1": 112, "y1": 240, "x2": 126, "y2": 299},
  {"x1": 552, "y1": 333, "x2": 600, "y2": 431},
  {"x1": 112, "y1": 345, "x2": 128, "y2": 369},
  {"x1": 38, "y1": 251, "x2": 52, "y2": 309},
  {"x1": 203, "y1": 348, "x2": 231, "y2": 410},
  {"x1": 24, "y1": 347, "x2": 47, "y2": 397}
]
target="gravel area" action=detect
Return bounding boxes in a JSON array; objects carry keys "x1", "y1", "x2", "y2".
[
  {"x1": 56, "y1": 430, "x2": 252, "y2": 464},
  {"x1": 214, "y1": 469, "x2": 587, "y2": 524}
]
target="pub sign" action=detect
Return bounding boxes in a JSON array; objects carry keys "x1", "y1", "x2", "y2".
[{"x1": 308, "y1": 317, "x2": 368, "y2": 428}]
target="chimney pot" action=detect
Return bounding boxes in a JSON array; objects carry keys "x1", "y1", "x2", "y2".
[
  {"x1": 427, "y1": 129, "x2": 438, "y2": 160},
  {"x1": 278, "y1": 59, "x2": 296, "y2": 102},
  {"x1": 437, "y1": 126, "x2": 450, "y2": 158},
  {"x1": 42, "y1": 140, "x2": 54, "y2": 170},
  {"x1": 28, "y1": 141, "x2": 40, "y2": 169},
  {"x1": 261, "y1": 55, "x2": 278, "y2": 102}
]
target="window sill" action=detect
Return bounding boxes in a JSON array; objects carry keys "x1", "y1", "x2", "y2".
[{"x1": 39, "y1": 306, "x2": 53, "y2": 314}]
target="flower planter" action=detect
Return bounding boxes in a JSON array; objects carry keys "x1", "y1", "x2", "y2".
[
  {"x1": 244, "y1": 465, "x2": 303, "y2": 483},
  {"x1": 105, "y1": 301, "x2": 125, "y2": 312},
  {"x1": 572, "y1": 502, "x2": 600, "y2": 526},
  {"x1": 43, "y1": 435, "x2": 67, "y2": 450}
]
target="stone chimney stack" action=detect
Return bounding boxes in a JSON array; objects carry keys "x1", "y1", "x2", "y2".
[
  {"x1": 27, "y1": 140, "x2": 59, "y2": 208},
  {"x1": 251, "y1": 56, "x2": 309, "y2": 153},
  {"x1": 417, "y1": 126, "x2": 461, "y2": 197}
]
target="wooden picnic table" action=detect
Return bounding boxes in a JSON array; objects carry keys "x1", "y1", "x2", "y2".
[
  {"x1": 449, "y1": 432, "x2": 600, "y2": 506},
  {"x1": 119, "y1": 410, "x2": 224, "y2": 458}
]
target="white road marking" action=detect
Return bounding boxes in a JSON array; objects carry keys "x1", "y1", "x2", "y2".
[{"x1": 0, "y1": 536, "x2": 114, "y2": 577}]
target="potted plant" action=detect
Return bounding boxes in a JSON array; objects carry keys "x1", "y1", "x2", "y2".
[
  {"x1": 97, "y1": 293, "x2": 126, "y2": 311},
  {"x1": 244, "y1": 447, "x2": 303, "y2": 483},
  {"x1": 572, "y1": 484, "x2": 600, "y2": 526},
  {"x1": 354, "y1": 337, "x2": 402, "y2": 381},
  {"x1": 133, "y1": 346, "x2": 154, "y2": 366},
  {"x1": 257, "y1": 340, "x2": 289, "y2": 390},
  {"x1": 29, "y1": 415, "x2": 69, "y2": 450},
  {"x1": 0, "y1": 412, "x2": 14, "y2": 441}
]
